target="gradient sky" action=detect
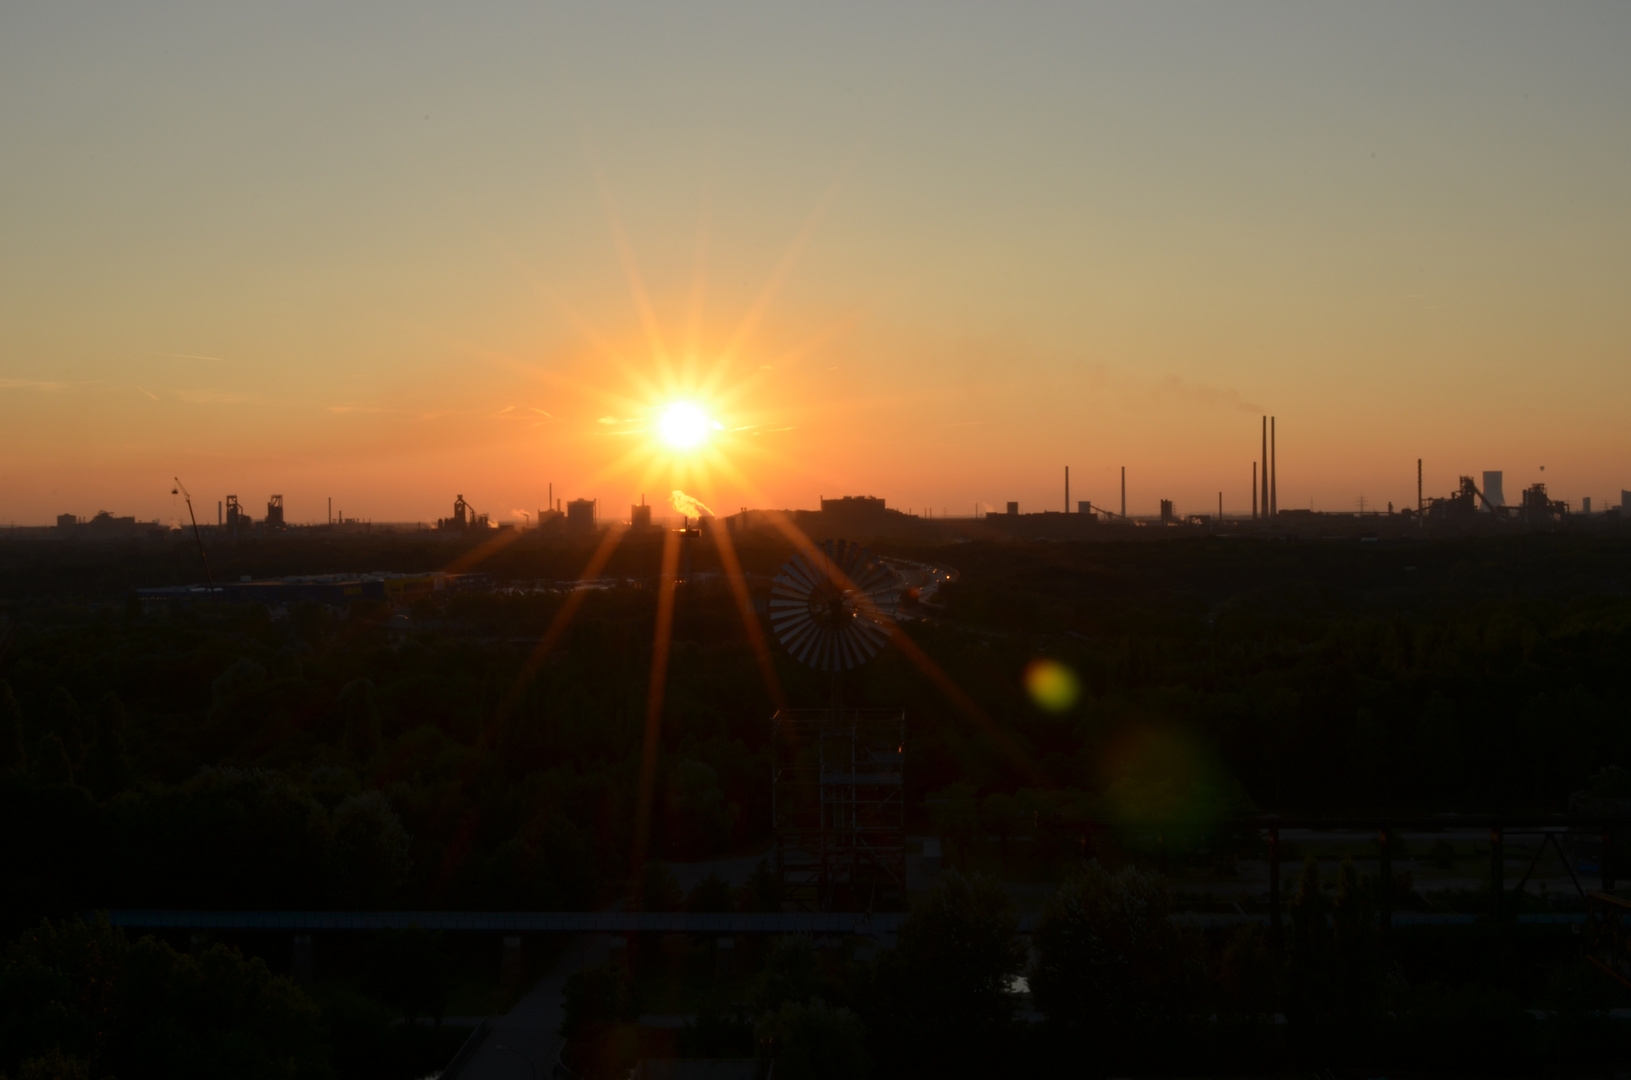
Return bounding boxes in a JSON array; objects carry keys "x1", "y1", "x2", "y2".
[{"x1": 3, "y1": 2, "x2": 1628, "y2": 526}]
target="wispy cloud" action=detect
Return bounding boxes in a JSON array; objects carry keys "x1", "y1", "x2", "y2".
[
  {"x1": 135, "y1": 386, "x2": 159, "y2": 400},
  {"x1": 0, "y1": 378, "x2": 69, "y2": 391},
  {"x1": 1142, "y1": 374, "x2": 1261, "y2": 415},
  {"x1": 175, "y1": 389, "x2": 246, "y2": 405},
  {"x1": 327, "y1": 404, "x2": 395, "y2": 414}
]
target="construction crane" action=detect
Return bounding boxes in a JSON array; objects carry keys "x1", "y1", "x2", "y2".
[{"x1": 171, "y1": 477, "x2": 216, "y2": 595}]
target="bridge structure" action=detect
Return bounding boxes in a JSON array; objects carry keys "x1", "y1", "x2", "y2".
[{"x1": 104, "y1": 813, "x2": 1628, "y2": 989}]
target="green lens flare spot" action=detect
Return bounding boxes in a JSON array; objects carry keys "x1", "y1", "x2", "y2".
[{"x1": 1024, "y1": 659, "x2": 1080, "y2": 712}]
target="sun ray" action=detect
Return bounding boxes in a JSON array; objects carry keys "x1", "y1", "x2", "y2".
[
  {"x1": 441, "y1": 522, "x2": 525, "y2": 573},
  {"x1": 596, "y1": 177, "x2": 675, "y2": 383},
  {"x1": 684, "y1": 193, "x2": 712, "y2": 368},
  {"x1": 709, "y1": 515, "x2": 786, "y2": 710},
  {"x1": 488, "y1": 523, "x2": 630, "y2": 742},
  {"x1": 710, "y1": 168, "x2": 851, "y2": 381},
  {"x1": 753, "y1": 508, "x2": 1048, "y2": 786},
  {"x1": 630, "y1": 524, "x2": 683, "y2": 888},
  {"x1": 578, "y1": 438, "x2": 662, "y2": 493}
]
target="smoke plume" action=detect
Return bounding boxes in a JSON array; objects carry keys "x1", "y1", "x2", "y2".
[{"x1": 670, "y1": 490, "x2": 713, "y2": 518}]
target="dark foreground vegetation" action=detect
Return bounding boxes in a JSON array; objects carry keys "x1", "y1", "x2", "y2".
[
  {"x1": 1, "y1": 529, "x2": 1628, "y2": 1076},
  {"x1": 560, "y1": 866, "x2": 1625, "y2": 1080}
]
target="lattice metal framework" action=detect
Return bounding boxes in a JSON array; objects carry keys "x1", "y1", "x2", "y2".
[{"x1": 773, "y1": 708, "x2": 905, "y2": 912}]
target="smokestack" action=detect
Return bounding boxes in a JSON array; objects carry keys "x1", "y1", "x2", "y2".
[
  {"x1": 1065, "y1": 466, "x2": 1069, "y2": 513},
  {"x1": 1417, "y1": 459, "x2": 1423, "y2": 517},
  {"x1": 1260, "y1": 416, "x2": 1268, "y2": 521},
  {"x1": 549, "y1": 482, "x2": 552, "y2": 512},
  {"x1": 1120, "y1": 467, "x2": 1126, "y2": 519},
  {"x1": 1270, "y1": 416, "x2": 1277, "y2": 518}
]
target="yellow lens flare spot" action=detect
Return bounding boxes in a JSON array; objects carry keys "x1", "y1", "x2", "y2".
[
  {"x1": 1024, "y1": 659, "x2": 1080, "y2": 712},
  {"x1": 656, "y1": 402, "x2": 713, "y2": 449}
]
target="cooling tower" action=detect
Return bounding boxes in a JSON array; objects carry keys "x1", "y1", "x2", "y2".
[{"x1": 1482, "y1": 471, "x2": 1505, "y2": 509}]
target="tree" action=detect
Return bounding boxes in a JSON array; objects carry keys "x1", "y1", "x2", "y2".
[
  {"x1": 750, "y1": 936, "x2": 820, "y2": 1016},
  {"x1": 980, "y1": 792, "x2": 1023, "y2": 866},
  {"x1": 684, "y1": 871, "x2": 734, "y2": 913},
  {"x1": 82, "y1": 694, "x2": 133, "y2": 801},
  {"x1": 31, "y1": 734, "x2": 73, "y2": 788},
  {"x1": 0, "y1": 682, "x2": 25, "y2": 776},
  {"x1": 327, "y1": 791, "x2": 411, "y2": 908},
  {"x1": 928, "y1": 782, "x2": 982, "y2": 869},
  {"x1": 46, "y1": 690, "x2": 84, "y2": 765},
  {"x1": 338, "y1": 680, "x2": 381, "y2": 762},
  {"x1": 207, "y1": 659, "x2": 267, "y2": 727},
  {"x1": 740, "y1": 858, "x2": 782, "y2": 913},
  {"x1": 637, "y1": 862, "x2": 683, "y2": 912},
  {"x1": 0, "y1": 915, "x2": 328, "y2": 1080},
  {"x1": 757, "y1": 999, "x2": 869, "y2": 1080},
  {"x1": 867, "y1": 872, "x2": 1024, "y2": 1078},
  {"x1": 559, "y1": 963, "x2": 640, "y2": 1077},
  {"x1": 1282, "y1": 857, "x2": 1383, "y2": 1045},
  {"x1": 1029, "y1": 861, "x2": 1205, "y2": 1068}
]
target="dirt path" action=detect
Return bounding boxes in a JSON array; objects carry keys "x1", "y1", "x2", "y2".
[{"x1": 456, "y1": 935, "x2": 611, "y2": 1079}]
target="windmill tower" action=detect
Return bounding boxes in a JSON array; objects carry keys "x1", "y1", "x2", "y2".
[{"x1": 768, "y1": 539, "x2": 906, "y2": 911}]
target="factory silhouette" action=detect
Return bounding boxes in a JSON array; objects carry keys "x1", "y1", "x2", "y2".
[{"x1": 32, "y1": 414, "x2": 1626, "y2": 546}]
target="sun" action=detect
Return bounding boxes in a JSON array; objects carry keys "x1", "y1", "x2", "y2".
[{"x1": 656, "y1": 401, "x2": 714, "y2": 450}]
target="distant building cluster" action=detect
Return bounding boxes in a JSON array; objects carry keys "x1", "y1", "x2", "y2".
[
  {"x1": 54, "y1": 510, "x2": 159, "y2": 538},
  {"x1": 27, "y1": 433, "x2": 1631, "y2": 549}
]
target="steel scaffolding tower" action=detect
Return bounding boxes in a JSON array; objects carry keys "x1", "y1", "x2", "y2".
[{"x1": 772, "y1": 707, "x2": 905, "y2": 912}]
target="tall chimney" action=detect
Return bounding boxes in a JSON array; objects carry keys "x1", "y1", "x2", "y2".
[
  {"x1": 1417, "y1": 459, "x2": 1423, "y2": 515},
  {"x1": 1270, "y1": 416, "x2": 1277, "y2": 518},
  {"x1": 1065, "y1": 466, "x2": 1070, "y2": 513},
  {"x1": 1120, "y1": 467, "x2": 1126, "y2": 519},
  {"x1": 1260, "y1": 416, "x2": 1268, "y2": 521}
]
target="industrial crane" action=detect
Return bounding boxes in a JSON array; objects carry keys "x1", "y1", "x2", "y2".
[{"x1": 171, "y1": 477, "x2": 216, "y2": 595}]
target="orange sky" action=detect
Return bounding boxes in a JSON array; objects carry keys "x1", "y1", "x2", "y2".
[{"x1": 3, "y1": 4, "x2": 1629, "y2": 526}]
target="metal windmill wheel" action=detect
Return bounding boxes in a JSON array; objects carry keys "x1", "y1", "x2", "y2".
[{"x1": 770, "y1": 539, "x2": 902, "y2": 672}]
